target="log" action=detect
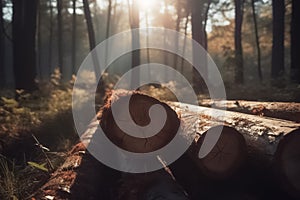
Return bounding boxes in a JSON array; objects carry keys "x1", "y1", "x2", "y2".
[
  {"x1": 169, "y1": 101, "x2": 300, "y2": 197},
  {"x1": 98, "y1": 90, "x2": 247, "y2": 179},
  {"x1": 117, "y1": 158, "x2": 189, "y2": 200},
  {"x1": 97, "y1": 90, "x2": 180, "y2": 153},
  {"x1": 190, "y1": 125, "x2": 247, "y2": 179},
  {"x1": 199, "y1": 99, "x2": 300, "y2": 122},
  {"x1": 275, "y1": 129, "x2": 300, "y2": 197}
]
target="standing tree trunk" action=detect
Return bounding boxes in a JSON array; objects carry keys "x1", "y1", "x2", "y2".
[
  {"x1": 57, "y1": 0, "x2": 63, "y2": 75},
  {"x1": 83, "y1": 0, "x2": 100, "y2": 79},
  {"x1": 72, "y1": 0, "x2": 77, "y2": 74},
  {"x1": 251, "y1": 0, "x2": 262, "y2": 82},
  {"x1": 191, "y1": 0, "x2": 205, "y2": 94},
  {"x1": 48, "y1": 0, "x2": 53, "y2": 77},
  {"x1": 37, "y1": 1, "x2": 42, "y2": 79},
  {"x1": 173, "y1": 5, "x2": 181, "y2": 71},
  {"x1": 129, "y1": 0, "x2": 140, "y2": 88},
  {"x1": 0, "y1": 0, "x2": 5, "y2": 88},
  {"x1": 181, "y1": 12, "x2": 189, "y2": 74},
  {"x1": 203, "y1": 2, "x2": 211, "y2": 51},
  {"x1": 105, "y1": 0, "x2": 112, "y2": 66},
  {"x1": 271, "y1": 0, "x2": 285, "y2": 81},
  {"x1": 290, "y1": 0, "x2": 300, "y2": 83},
  {"x1": 12, "y1": 0, "x2": 38, "y2": 91},
  {"x1": 234, "y1": 0, "x2": 244, "y2": 84}
]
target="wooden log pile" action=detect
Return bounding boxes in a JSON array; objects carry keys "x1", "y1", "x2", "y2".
[
  {"x1": 169, "y1": 101, "x2": 300, "y2": 197},
  {"x1": 34, "y1": 90, "x2": 300, "y2": 199},
  {"x1": 199, "y1": 99, "x2": 300, "y2": 122}
]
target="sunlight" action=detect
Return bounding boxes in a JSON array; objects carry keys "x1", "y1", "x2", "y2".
[{"x1": 136, "y1": 0, "x2": 158, "y2": 11}]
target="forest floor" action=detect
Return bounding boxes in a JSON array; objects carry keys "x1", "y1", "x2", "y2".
[{"x1": 0, "y1": 77, "x2": 299, "y2": 199}]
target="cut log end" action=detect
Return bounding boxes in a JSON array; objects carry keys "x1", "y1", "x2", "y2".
[
  {"x1": 191, "y1": 126, "x2": 247, "y2": 179},
  {"x1": 275, "y1": 129, "x2": 300, "y2": 197},
  {"x1": 98, "y1": 90, "x2": 180, "y2": 153}
]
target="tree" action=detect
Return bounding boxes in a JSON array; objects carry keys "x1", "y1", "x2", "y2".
[
  {"x1": 0, "y1": 0, "x2": 4, "y2": 88},
  {"x1": 251, "y1": 0, "x2": 262, "y2": 82},
  {"x1": 290, "y1": 0, "x2": 300, "y2": 83},
  {"x1": 129, "y1": 0, "x2": 140, "y2": 88},
  {"x1": 271, "y1": 0, "x2": 285, "y2": 81},
  {"x1": 191, "y1": 0, "x2": 205, "y2": 93},
  {"x1": 57, "y1": 0, "x2": 63, "y2": 74},
  {"x1": 48, "y1": 0, "x2": 54, "y2": 76},
  {"x1": 72, "y1": 0, "x2": 77, "y2": 74},
  {"x1": 83, "y1": 0, "x2": 100, "y2": 78},
  {"x1": 105, "y1": 0, "x2": 112, "y2": 66},
  {"x1": 234, "y1": 0, "x2": 244, "y2": 84},
  {"x1": 12, "y1": 0, "x2": 38, "y2": 91}
]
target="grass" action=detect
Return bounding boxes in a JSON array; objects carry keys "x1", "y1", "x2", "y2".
[{"x1": 0, "y1": 69, "x2": 77, "y2": 199}]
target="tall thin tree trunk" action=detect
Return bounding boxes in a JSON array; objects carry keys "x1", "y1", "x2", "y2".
[
  {"x1": 0, "y1": 0, "x2": 5, "y2": 88},
  {"x1": 174, "y1": 5, "x2": 181, "y2": 71},
  {"x1": 12, "y1": 0, "x2": 38, "y2": 91},
  {"x1": 48, "y1": 0, "x2": 53, "y2": 77},
  {"x1": 72, "y1": 0, "x2": 77, "y2": 74},
  {"x1": 57, "y1": 0, "x2": 63, "y2": 74},
  {"x1": 105, "y1": 0, "x2": 112, "y2": 66},
  {"x1": 37, "y1": 1, "x2": 42, "y2": 79},
  {"x1": 271, "y1": 0, "x2": 285, "y2": 81},
  {"x1": 145, "y1": 10, "x2": 151, "y2": 78},
  {"x1": 130, "y1": 0, "x2": 140, "y2": 88},
  {"x1": 234, "y1": 0, "x2": 244, "y2": 84},
  {"x1": 191, "y1": 0, "x2": 205, "y2": 93},
  {"x1": 163, "y1": 0, "x2": 168, "y2": 79},
  {"x1": 83, "y1": 0, "x2": 100, "y2": 79},
  {"x1": 180, "y1": 13, "x2": 189, "y2": 74},
  {"x1": 203, "y1": 2, "x2": 211, "y2": 51},
  {"x1": 290, "y1": 0, "x2": 300, "y2": 83},
  {"x1": 251, "y1": 0, "x2": 262, "y2": 82}
]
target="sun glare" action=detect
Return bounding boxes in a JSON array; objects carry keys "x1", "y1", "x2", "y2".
[{"x1": 136, "y1": 0, "x2": 158, "y2": 11}]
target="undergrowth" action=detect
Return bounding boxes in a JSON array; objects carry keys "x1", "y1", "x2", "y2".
[{"x1": 0, "y1": 69, "x2": 76, "y2": 200}]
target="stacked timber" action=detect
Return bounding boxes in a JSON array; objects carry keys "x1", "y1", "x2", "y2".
[
  {"x1": 199, "y1": 99, "x2": 300, "y2": 122},
  {"x1": 169, "y1": 101, "x2": 300, "y2": 197}
]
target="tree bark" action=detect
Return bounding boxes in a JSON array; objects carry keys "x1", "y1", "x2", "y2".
[
  {"x1": 83, "y1": 0, "x2": 101, "y2": 79},
  {"x1": 199, "y1": 99, "x2": 300, "y2": 122},
  {"x1": 130, "y1": 0, "x2": 140, "y2": 88},
  {"x1": 234, "y1": 0, "x2": 244, "y2": 84},
  {"x1": 104, "y1": 0, "x2": 112, "y2": 67},
  {"x1": 191, "y1": 0, "x2": 205, "y2": 93},
  {"x1": 203, "y1": 2, "x2": 211, "y2": 51},
  {"x1": 37, "y1": 0, "x2": 42, "y2": 79},
  {"x1": 180, "y1": 12, "x2": 189, "y2": 74},
  {"x1": 12, "y1": 0, "x2": 38, "y2": 91},
  {"x1": 57, "y1": 0, "x2": 63, "y2": 74},
  {"x1": 48, "y1": 0, "x2": 53, "y2": 76},
  {"x1": 0, "y1": 0, "x2": 5, "y2": 88},
  {"x1": 271, "y1": 0, "x2": 285, "y2": 80},
  {"x1": 71, "y1": 0, "x2": 77, "y2": 74},
  {"x1": 290, "y1": 0, "x2": 300, "y2": 83},
  {"x1": 251, "y1": 0, "x2": 262, "y2": 82},
  {"x1": 169, "y1": 101, "x2": 300, "y2": 196}
]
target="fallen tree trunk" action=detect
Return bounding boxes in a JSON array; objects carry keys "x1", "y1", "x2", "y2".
[
  {"x1": 117, "y1": 157, "x2": 189, "y2": 200},
  {"x1": 97, "y1": 90, "x2": 247, "y2": 179},
  {"x1": 97, "y1": 90, "x2": 180, "y2": 153},
  {"x1": 199, "y1": 99, "x2": 300, "y2": 122},
  {"x1": 169, "y1": 101, "x2": 300, "y2": 197},
  {"x1": 190, "y1": 125, "x2": 247, "y2": 179}
]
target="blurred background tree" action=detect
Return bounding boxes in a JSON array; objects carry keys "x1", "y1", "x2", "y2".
[{"x1": 0, "y1": 0, "x2": 299, "y2": 95}]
